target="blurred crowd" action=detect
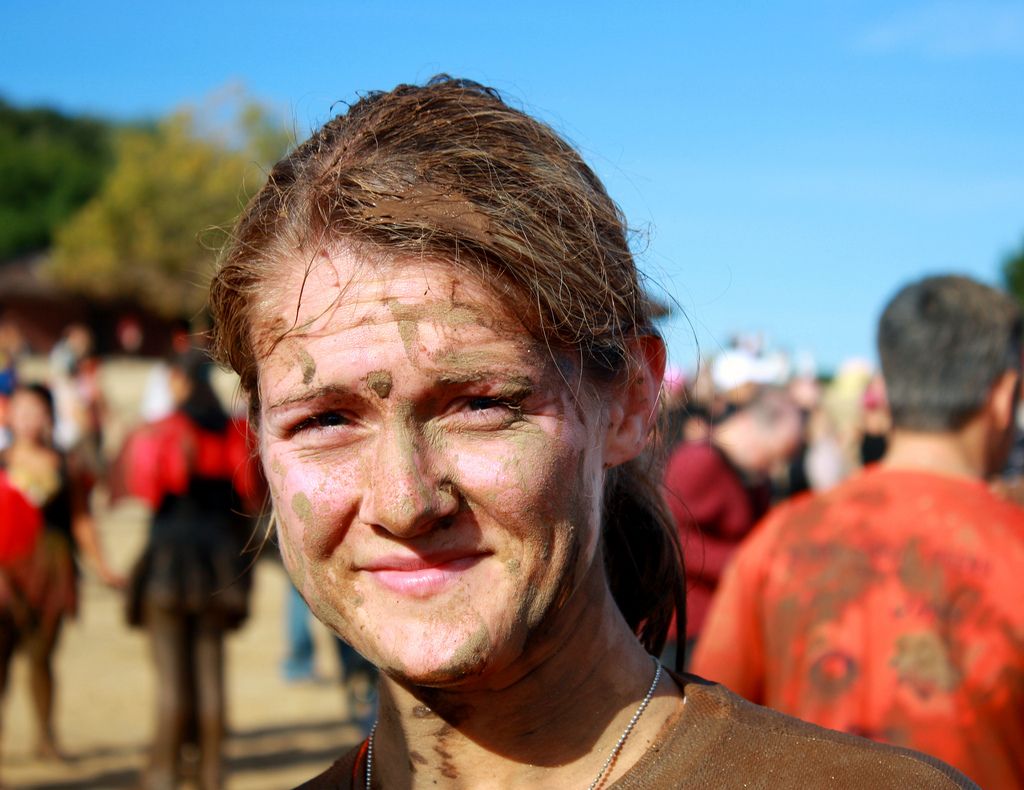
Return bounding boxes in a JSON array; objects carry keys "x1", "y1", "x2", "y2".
[
  {"x1": 662, "y1": 276, "x2": 1024, "y2": 788},
  {"x1": 0, "y1": 317, "x2": 375, "y2": 790},
  {"x1": 1, "y1": 272, "x2": 1023, "y2": 789},
  {"x1": 659, "y1": 336, "x2": 895, "y2": 665}
]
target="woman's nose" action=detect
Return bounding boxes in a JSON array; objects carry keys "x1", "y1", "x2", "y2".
[{"x1": 357, "y1": 422, "x2": 459, "y2": 537}]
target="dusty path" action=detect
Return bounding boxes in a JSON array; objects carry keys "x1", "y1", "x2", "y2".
[{"x1": 3, "y1": 359, "x2": 364, "y2": 789}]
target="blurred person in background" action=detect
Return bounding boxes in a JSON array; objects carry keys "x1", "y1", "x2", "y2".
[
  {"x1": 993, "y1": 394, "x2": 1024, "y2": 506},
  {"x1": 859, "y1": 372, "x2": 891, "y2": 465},
  {"x1": 0, "y1": 383, "x2": 122, "y2": 773},
  {"x1": 117, "y1": 351, "x2": 261, "y2": 790},
  {"x1": 784, "y1": 363, "x2": 864, "y2": 498},
  {"x1": 140, "y1": 320, "x2": 195, "y2": 424},
  {"x1": 820, "y1": 358, "x2": 877, "y2": 478},
  {"x1": 0, "y1": 318, "x2": 26, "y2": 454},
  {"x1": 48, "y1": 324, "x2": 106, "y2": 479},
  {"x1": 0, "y1": 318, "x2": 23, "y2": 399},
  {"x1": 692, "y1": 275, "x2": 1024, "y2": 788},
  {"x1": 662, "y1": 378, "x2": 803, "y2": 668}
]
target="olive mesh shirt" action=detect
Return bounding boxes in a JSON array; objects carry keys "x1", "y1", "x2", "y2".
[{"x1": 297, "y1": 672, "x2": 974, "y2": 789}]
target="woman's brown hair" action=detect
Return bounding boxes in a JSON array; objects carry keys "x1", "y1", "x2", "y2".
[{"x1": 209, "y1": 76, "x2": 685, "y2": 659}]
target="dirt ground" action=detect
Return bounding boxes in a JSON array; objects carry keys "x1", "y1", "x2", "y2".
[{"x1": 2, "y1": 359, "x2": 365, "y2": 789}]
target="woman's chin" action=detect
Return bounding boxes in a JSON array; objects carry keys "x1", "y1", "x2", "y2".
[{"x1": 373, "y1": 623, "x2": 498, "y2": 687}]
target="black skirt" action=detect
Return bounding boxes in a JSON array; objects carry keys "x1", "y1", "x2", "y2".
[{"x1": 126, "y1": 479, "x2": 253, "y2": 630}]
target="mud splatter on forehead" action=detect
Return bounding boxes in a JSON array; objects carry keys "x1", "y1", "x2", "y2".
[
  {"x1": 388, "y1": 299, "x2": 420, "y2": 355},
  {"x1": 365, "y1": 369, "x2": 394, "y2": 399},
  {"x1": 296, "y1": 348, "x2": 317, "y2": 385},
  {"x1": 386, "y1": 299, "x2": 489, "y2": 329},
  {"x1": 386, "y1": 298, "x2": 493, "y2": 358}
]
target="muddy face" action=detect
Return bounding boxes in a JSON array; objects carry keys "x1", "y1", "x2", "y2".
[{"x1": 257, "y1": 248, "x2": 612, "y2": 686}]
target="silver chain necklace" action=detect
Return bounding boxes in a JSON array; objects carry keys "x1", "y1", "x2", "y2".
[{"x1": 364, "y1": 656, "x2": 662, "y2": 790}]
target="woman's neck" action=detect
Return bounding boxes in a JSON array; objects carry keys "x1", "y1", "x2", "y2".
[{"x1": 371, "y1": 563, "x2": 683, "y2": 789}]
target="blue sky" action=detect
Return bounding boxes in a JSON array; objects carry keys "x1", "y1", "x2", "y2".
[{"x1": 4, "y1": 1, "x2": 1024, "y2": 373}]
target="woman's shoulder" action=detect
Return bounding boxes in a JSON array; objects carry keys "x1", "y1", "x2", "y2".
[
  {"x1": 614, "y1": 672, "x2": 977, "y2": 789},
  {"x1": 292, "y1": 676, "x2": 976, "y2": 790}
]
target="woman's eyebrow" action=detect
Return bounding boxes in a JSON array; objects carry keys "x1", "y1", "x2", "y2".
[
  {"x1": 266, "y1": 372, "x2": 540, "y2": 412},
  {"x1": 434, "y1": 371, "x2": 535, "y2": 392},
  {"x1": 266, "y1": 384, "x2": 353, "y2": 411}
]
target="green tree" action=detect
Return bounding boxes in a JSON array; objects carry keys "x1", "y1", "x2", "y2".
[
  {"x1": 0, "y1": 99, "x2": 114, "y2": 259},
  {"x1": 49, "y1": 93, "x2": 289, "y2": 318},
  {"x1": 1002, "y1": 235, "x2": 1024, "y2": 306}
]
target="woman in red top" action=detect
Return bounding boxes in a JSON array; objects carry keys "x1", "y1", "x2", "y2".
[
  {"x1": 0, "y1": 383, "x2": 121, "y2": 778},
  {"x1": 122, "y1": 352, "x2": 260, "y2": 790}
]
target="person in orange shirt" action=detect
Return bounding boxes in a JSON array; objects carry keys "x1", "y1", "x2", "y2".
[{"x1": 692, "y1": 274, "x2": 1024, "y2": 789}]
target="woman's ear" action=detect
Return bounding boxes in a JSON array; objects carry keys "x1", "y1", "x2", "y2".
[{"x1": 603, "y1": 336, "x2": 666, "y2": 469}]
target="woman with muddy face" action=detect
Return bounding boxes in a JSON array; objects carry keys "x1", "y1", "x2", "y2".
[
  {"x1": 209, "y1": 79, "x2": 973, "y2": 789},
  {"x1": 254, "y1": 254, "x2": 661, "y2": 692}
]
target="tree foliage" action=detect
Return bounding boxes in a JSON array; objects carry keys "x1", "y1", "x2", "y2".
[
  {"x1": 0, "y1": 99, "x2": 113, "y2": 259},
  {"x1": 1002, "y1": 235, "x2": 1024, "y2": 307},
  {"x1": 49, "y1": 92, "x2": 289, "y2": 319}
]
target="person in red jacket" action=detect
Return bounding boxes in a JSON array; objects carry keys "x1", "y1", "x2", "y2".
[
  {"x1": 692, "y1": 275, "x2": 1024, "y2": 789},
  {"x1": 120, "y1": 351, "x2": 262, "y2": 790},
  {"x1": 662, "y1": 385, "x2": 802, "y2": 664}
]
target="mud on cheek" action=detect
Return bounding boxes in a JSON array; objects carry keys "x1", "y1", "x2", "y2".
[
  {"x1": 272, "y1": 472, "x2": 344, "y2": 601},
  {"x1": 301, "y1": 561, "x2": 366, "y2": 648},
  {"x1": 276, "y1": 518, "x2": 307, "y2": 586},
  {"x1": 281, "y1": 471, "x2": 346, "y2": 560},
  {"x1": 520, "y1": 446, "x2": 603, "y2": 629}
]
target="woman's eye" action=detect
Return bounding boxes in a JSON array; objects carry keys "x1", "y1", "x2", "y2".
[
  {"x1": 468, "y1": 397, "x2": 505, "y2": 411},
  {"x1": 294, "y1": 411, "x2": 349, "y2": 433},
  {"x1": 462, "y1": 396, "x2": 524, "y2": 424}
]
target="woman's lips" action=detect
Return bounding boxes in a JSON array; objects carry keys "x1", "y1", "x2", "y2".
[{"x1": 363, "y1": 553, "x2": 487, "y2": 598}]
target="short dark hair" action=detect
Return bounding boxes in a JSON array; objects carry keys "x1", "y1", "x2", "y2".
[{"x1": 878, "y1": 275, "x2": 1021, "y2": 431}]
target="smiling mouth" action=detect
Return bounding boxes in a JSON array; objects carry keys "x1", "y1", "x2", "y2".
[{"x1": 364, "y1": 554, "x2": 487, "y2": 598}]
